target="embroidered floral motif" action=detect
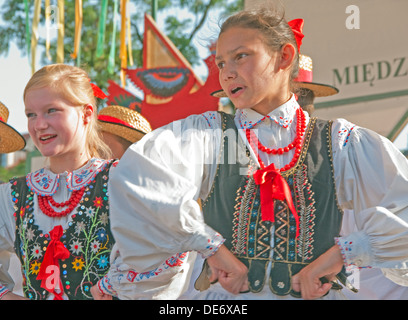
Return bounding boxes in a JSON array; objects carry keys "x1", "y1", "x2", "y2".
[
  {"x1": 98, "y1": 274, "x2": 117, "y2": 296},
  {"x1": 72, "y1": 258, "x2": 85, "y2": 271},
  {"x1": 97, "y1": 255, "x2": 109, "y2": 269},
  {"x1": 93, "y1": 196, "x2": 103, "y2": 208},
  {"x1": 70, "y1": 240, "x2": 83, "y2": 255},
  {"x1": 11, "y1": 159, "x2": 115, "y2": 300},
  {"x1": 67, "y1": 158, "x2": 108, "y2": 191},
  {"x1": 338, "y1": 123, "x2": 356, "y2": 147},
  {"x1": 31, "y1": 244, "x2": 43, "y2": 259},
  {"x1": 237, "y1": 95, "x2": 299, "y2": 130},
  {"x1": 276, "y1": 115, "x2": 293, "y2": 128},
  {"x1": 26, "y1": 168, "x2": 59, "y2": 196},
  {"x1": 201, "y1": 112, "x2": 218, "y2": 127},
  {"x1": 30, "y1": 261, "x2": 41, "y2": 275},
  {"x1": 124, "y1": 252, "x2": 189, "y2": 284},
  {"x1": 165, "y1": 252, "x2": 188, "y2": 267},
  {"x1": 26, "y1": 158, "x2": 108, "y2": 196}
]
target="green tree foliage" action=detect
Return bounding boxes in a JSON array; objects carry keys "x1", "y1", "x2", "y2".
[
  {"x1": 0, "y1": 0, "x2": 244, "y2": 90},
  {"x1": 0, "y1": 159, "x2": 26, "y2": 182}
]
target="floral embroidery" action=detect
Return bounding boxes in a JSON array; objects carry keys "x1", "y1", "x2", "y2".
[
  {"x1": 67, "y1": 158, "x2": 108, "y2": 191},
  {"x1": 93, "y1": 197, "x2": 103, "y2": 208},
  {"x1": 11, "y1": 159, "x2": 116, "y2": 300},
  {"x1": 98, "y1": 275, "x2": 117, "y2": 296},
  {"x1": 201, "y1": 112, "x2": 218, "y2": 127},
  {"x1": 72, "y1": 258, "x2": 85, "y2": 271},
  {"x1": 165, "y1": 252, "x2": 188, "y2": 267},
  {"x1": 90, "y1": 240, "x2": 101, "y2": 253},
  {"x1": 26, "y1": 168, "x2": 59, "y2": 196},
  {"x1": 70, "y1": 240, "x2": 83, "y2": 255},
  {"x1": 337, "y1": 123, "x2": 356, "y2": 147},
  {"x1": 276, "y1": 115, "x2": 293, "y2": 128},
  {"x1": 97, "y1": 255, "x2": 109, "y2": 269},
  {"x1": 237, "y1": 95, "x2": 299, "y2": 129},
  {"x1": 31, "y1": 244, "x2": 43, "y2": 259},
  {"x1": 26, "y1": 158, "x2": 108, "y2": 196},
  {"x1": 123, "y1": 252, "x2": 189, "y2": 284},
  {"x1": 202, "y1": 232, "x2": 224, "y2": 258},
  {"x1": 30, "y1": 261, "x2": 41, "y2": 275}
]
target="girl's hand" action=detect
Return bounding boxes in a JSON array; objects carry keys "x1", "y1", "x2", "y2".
[
  {"x1": 206, "y1": 244, "x2": 249, "y2": 295},
  {"x1": 91, "y1": 284, "x2": 113, "y2": 300},
  {"x1": 1, "y1": 292, "x2": 29, "y2": 300},
  {"x1": 291, "y1": 245, "x2": 344, "y2": 299}
]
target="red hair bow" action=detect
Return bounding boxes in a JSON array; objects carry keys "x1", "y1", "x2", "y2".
[
  {"x1": 90, "y1": 82, "x2": 108, "y2": 99},
  {"x1": 288, "y1": 19, "x2": 304, "y2": 51}
]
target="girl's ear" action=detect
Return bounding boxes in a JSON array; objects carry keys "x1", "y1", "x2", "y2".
[
  {"x1": 279, "y1": 43, "x2": 296, "y2": 71},
  {"x1": 83, "y1": 104, "x2": 94, "y2": 124}
]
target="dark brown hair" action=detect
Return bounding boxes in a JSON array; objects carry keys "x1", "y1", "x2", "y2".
[{"x1": 219, "y1": 7, "x2": 300, "y2": 83}]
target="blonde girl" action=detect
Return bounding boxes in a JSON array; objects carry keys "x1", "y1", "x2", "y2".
[{"x1": 0, "y1": 64, "x2": 117, "y2": 300}]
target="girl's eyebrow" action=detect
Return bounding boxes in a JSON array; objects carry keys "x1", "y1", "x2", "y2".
[
  {"x1": 215, "y1": 46, "x2": 246, "y2": 61},
  {"x1": 25, "y1": 103, "x2": 55, "y2": 112}
]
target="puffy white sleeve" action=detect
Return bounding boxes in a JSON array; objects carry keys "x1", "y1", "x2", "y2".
[
  {"x1": 103, "y1": 112, "x2": 225, "y2": 299},
  {"x1": 333, "y1": 119, "x2": 408, "y2": 283},
  {"x1": 0, "y1": 182, "x2": 17, "y2": 298}
]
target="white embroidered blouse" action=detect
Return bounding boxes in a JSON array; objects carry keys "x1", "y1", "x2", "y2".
[{"x1": 101, "y1": 95, "x2": 408, "y2": 300}]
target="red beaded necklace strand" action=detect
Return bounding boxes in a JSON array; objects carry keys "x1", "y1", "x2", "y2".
[
  {"x1": 38, "y1": 188, "x2": 85, "y2": 218},
  {"x1": 245, "y1": 107, "x2": 307, "y2": 171}
]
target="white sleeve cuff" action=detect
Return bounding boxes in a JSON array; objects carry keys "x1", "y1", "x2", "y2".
[{"x1": 335, "y1": 231, "x2": 374, "y2": 268}]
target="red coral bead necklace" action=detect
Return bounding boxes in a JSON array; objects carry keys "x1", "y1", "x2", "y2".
[
  {"x1": 38, "y1": 187, "x2": 85, "y2": 218},
  {"x1": 245, "y1": 107, "x2": 306, "y2": 171}
]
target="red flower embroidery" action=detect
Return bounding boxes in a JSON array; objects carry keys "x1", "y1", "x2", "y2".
[
  {"x1": 93, "y1": 196, "x2": 103, "y2": 208},
  {"x1": 165, "y1": 252, "x2": 187, "y2": 267}
]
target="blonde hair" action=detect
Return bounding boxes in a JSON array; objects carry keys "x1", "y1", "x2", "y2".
[
  {"x1": 24, "y1": 64, "x2": 112, "y2": 160},
  {"x1": 219, "y1": 7, "x2": 300, "y2": 84}
]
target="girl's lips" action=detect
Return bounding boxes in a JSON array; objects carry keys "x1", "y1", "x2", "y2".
[
  {"x1": 38, "y1": 134, "x2": 57, "y2": 144},
  {"x1": 229, "y1": 85, "x2": 245, "y2": 97}
]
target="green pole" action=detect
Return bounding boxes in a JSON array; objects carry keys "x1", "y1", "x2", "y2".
[{"x1": 152, "y1": 0, "x2": 157, "y2": 20}]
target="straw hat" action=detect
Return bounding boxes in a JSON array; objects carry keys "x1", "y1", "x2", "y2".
[
  {"x1": 293, "y1": 54, "x2": 339, "y2": 97},
  {"x1": 0, "y1": 102, "x2": 26, "y2": 153},
  {"x1": 210, "y1": 54, "x2": 339, "y2": 98},
  {"x1": 98, "y1": 105, "x2": 152, "y2": 143}
]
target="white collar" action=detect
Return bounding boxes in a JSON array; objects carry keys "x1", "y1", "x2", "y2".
[
  {"x1": 26, "y1": 158, "x2": 109, "y2": 196},
  {"x1": 236, "y1": 94, "x2": 300, "y2": 130}
]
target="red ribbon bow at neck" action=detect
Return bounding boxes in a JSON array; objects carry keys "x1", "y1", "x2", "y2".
[
  {"x1": 36, "y1": 225, "x2": 70, "y2": 300},
  {"x1": 253, "y1": 163, "x2": 300, "y2": 238}
]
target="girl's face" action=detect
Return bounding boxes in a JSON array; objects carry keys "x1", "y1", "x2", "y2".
[
  {"x1": 216, "y1": 27, "x2": 292, "y2": 115},
  {"x1": 25, "y1": 87, "x2": 92, "y2": 172}
]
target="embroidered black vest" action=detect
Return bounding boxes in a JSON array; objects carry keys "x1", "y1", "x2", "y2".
[
  {"x1": 11, "y1": 160, "x2": 116, "y2": 300},
  {"x1": 201, "y1": 112, "x2": 344, "y2": 297}
]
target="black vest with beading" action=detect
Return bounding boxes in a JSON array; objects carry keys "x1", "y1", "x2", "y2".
[
  {"x1": 10, "y1": 160, "x2": 116, "y2": 300},
  {"x1": 201, "y1": 112, "x2": 344, "y2": 297}
]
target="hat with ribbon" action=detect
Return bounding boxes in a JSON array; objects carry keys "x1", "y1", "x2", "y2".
[
  {"x1": 98, "y1": 105, "x2": 152, "y2": 143},
  {"x1": 293, "y1": 54, "x2": 339, "y2": 97},
  {"x1": 0, "y1": 101, "x2": 26, "y2": 153}
]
